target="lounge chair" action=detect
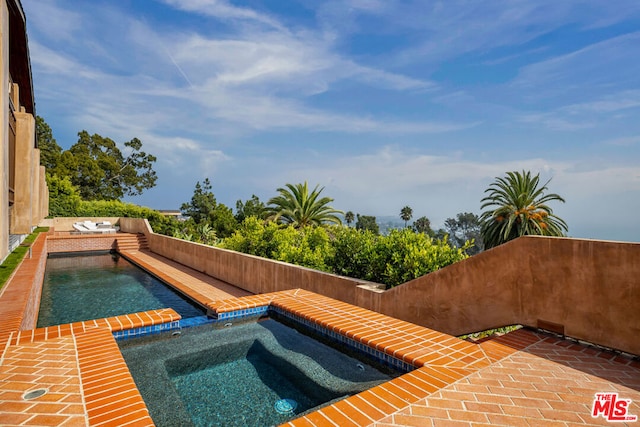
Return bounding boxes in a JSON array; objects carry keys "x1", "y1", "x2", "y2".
[{"x1": 72, "y1": 221, "x2": 117, "y2": 234}]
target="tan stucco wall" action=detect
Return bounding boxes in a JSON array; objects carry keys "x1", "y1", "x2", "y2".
[
  {"x1": 379, "y1": 237, "x2": 640, "y2": 353},
  {"x1": 11, "y1": 110, "x2": 35, "y2": 234},
  {"x1": 128, "y1": 219, "x2": 638, "y2": 355},
  {"x1": 30, "y1": 147, "x2": 40, "y2": 227},
  {"x1": 0, "y1": 2, "x2": 9, "y2": 261},
  {"x1": 147, "y1": 231, "x2": 378, "y2": 302},
  {"x1": 39, "y1": 166, "x2": 48, "y2": 219}
]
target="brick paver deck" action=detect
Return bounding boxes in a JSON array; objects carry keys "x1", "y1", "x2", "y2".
[
  {"x1": 0, "y1": 235, "x2": 638, "y2": 426},
  {"x1": 119, "y1": 249, "x2": 252, "y2": 305}
]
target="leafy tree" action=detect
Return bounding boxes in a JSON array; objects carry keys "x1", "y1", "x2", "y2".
[
  {"x1": 180, "y1": 179, "x2": 217, "y2": 224},
  {"x1": 400, "y1": 206, "x2": 413, "y2": 228},
  {"x1": 56, "y1": 131, "x2": 157, "y2": 200},
  {"x1": 480, "y1": 170, "x2": 568, "y2": 249},
  {"x1": 36, "y1": 116, "x2": 62, "y2": 170},
  {"x1": 444, "y1": 212, "x2": 484, "y2": 255},
  {"x1": 235, "y1": 195, "x2": 266, "y2": 222},
  {"x1": 355, "y1": 214, "x2": 379, "y2": 234},
  {"x1": 328, "y1": 226, "x2": 378, "y2": 280},
  {"x1": 209, "y1": 203, "x2": 238, "y2": 238},
  {"x1": 180, "y1": 178, "x2": 237, "y2": 238},
  {"x1": 46, "y1": 174, "x2": 82, "y2": 217},
  {"x1": 374, "y1": 229, "x2": 468, "y2": 287},
  {"x1": 266, "y1": 182, "x2": 343, "y2": 227},
  {"x1": 222, "y1": 219, "x2": 468, "y2": 288},
  {"x1": 220, "y1": 218, "x2": 332, "y2": 271},
  {"x1": 344, "y1": 211, "x2": 355, "y2": 226},
  {"x1": 413, "y1": 216, "x2": 433, "y2": 235}
]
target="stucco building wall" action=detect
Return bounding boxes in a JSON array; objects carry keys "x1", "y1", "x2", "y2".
[
  {"x1": 0, "y1": 2, "x2": 9, "y2": 262},
  {"x1": 1, "y1": 0, "x2": 47, "y2": 262}
]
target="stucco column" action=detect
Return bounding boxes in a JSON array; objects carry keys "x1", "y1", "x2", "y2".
[
  {"x1": 11, "y1": 109, "x2": 35, "y2": 234},
  {"x1": 39, "y1": 166, "x2": 48, "y2": 220},
  {"x1": 30, "y1": 147, "x2": 41, "y2": 228}
]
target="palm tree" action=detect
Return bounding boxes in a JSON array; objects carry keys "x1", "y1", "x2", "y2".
[
  {"x1": 267, "y1": 182, "x2": 344, "y2": 227},
  {"x1": 400, "y1": 206, "x2": 413, "y2": 228},
  {"x1": 480, "y1": 170, "x2": 568, "y2": 249},
  {"x1": 344, "y1": 211, "x2": 355, "y2": 226}
]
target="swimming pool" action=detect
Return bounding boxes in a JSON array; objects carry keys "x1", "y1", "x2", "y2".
[
  {"x1": 119, "y1": 317, "x2": 400, "y2": 427},
  {"x1": 37, "y1": 251, "x2": 206, "y2": 327}
]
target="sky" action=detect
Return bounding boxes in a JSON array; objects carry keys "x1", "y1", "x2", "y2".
[{"x1": 22, "y1": 0, "x2": 640, "y2": 242}]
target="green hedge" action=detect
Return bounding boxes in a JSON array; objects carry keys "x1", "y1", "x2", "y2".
[{"x1": 219, "y1": 218, "x2": 468, "y2": 288}]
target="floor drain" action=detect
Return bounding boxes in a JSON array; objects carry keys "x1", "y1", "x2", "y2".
[
  {"x1": 274, "y1": 398, "x2": 297, "y2": 415},
  {"x1": 23, "y1": 388, "x2": 48, "y2": 400}
]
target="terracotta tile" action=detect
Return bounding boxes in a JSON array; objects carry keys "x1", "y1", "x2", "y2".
[
  {"x1": 390, "y1": 413, "x2": 436, "y2": 426},
  {"x1": 358, "y1": 388, "x2": 405, "y2": 412},
  {"x1": 369, "y1": 384, "x2": 412, "y2": 411},
  {"x1": 395, "y1": 374, "x2": 437, "y2": 398},
  {"x1": 462, "y1": 401, "x2": 504, "y2": 414},
  {"x1": 408, "y1": 403, "x2": 449, "y2": 419},
  {"x1": 22, "y1": 414, "x2": 71, "y2": 425},
  {"x1": 57, "y1": 415, "x2": 89, "y2": 427},
  {"x1": 0, "y1": 412, "x2": 33, "y2": 425},
  {"x1": 331, "y1": 399, "x2": 375, "y2": 425},
  {"x1": 289, "y1": 410, "x2": 340, "y2": 427},
  {"x1": 485, "y1": 413, "x2": 530, "y2": 427},
  {"x1": 347, "y1": 394, "x2": 387, "y2": 420},
  {"x1": 314, "y1": 404, "x2": 359, "y2": 426}
]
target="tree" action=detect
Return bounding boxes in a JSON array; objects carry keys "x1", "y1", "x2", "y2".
[
  {"x1": 235, "y1": 195, "x2": 266, "y2": 222},
  {"x1": 209, "y1": 203, "x2": 238, "y2": 238},
  {"x1": 36, "y1": 116, "x2": 62, "y2": 170},
  {"x1": 180, "y1": 179, "x2": 238, "y2": 238},
  {"x1": 56, "y1": 131, "x2": 157, "y2": 200},
  {"x1": 400, "y1": 206, "x2": 413, "y2": 228},
  {"x1": 413, "y1": 216, "x2": 433, "y2": 235},
  {"x1": 46, "y1": 174, "x2": 81, "y2": 217},
  {"x1": 444, "y1": 212, "x2": 484, "y2": 255},
  {"x1": 266, "y1": 182, "x2": 343, "y2": 227},
  {"x1": 344, "y1": 211, "x2": 355, "y2": 226},
  {"x1": 480, "y1": 170, "x2": 568, "y2": 249},
  {"x1": 355, "y1": 214, "x2": 379, "y2": 234},
  {"x1": 180, "y1": 179, "x2": 217, "y2": 224}
]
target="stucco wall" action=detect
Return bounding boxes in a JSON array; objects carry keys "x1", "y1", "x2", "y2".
[
  {"x1": 0, "y1": 2, "x2": 9, "y2": 262},
  {"x1": 147, "y1": 231, "x2": 378, "y2": 302},
  {"x1": 64, "y1": 218, "x2": 640, "y2": 355},
  {"x1": 11, "y1": 110, "x2": 34, "y2": 234}
]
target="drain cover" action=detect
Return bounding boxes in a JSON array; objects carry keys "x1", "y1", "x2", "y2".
[
  {"x1": 274, "y1": 398, "x2": 297, "y2": 415},
  {"x1": 23, "y1": 388, "x2": 48, "y2": 400}
]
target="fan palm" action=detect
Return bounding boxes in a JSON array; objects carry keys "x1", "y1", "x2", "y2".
[
  {"x1": 400, "y1": 206, "x2": 413, "y2": 228},
  {"x1": 267, "y1": 182, "x2": 343, "y2": 227},
  {"x1": 344, "y1": 211, "x2": 355, "y2": 226},
  {"x1": 480, "y1": 171, "x2": 568, "y2": 249}
]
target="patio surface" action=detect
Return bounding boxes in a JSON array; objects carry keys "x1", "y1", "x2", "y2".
[{"x1": 0, "y1": 235, "x2": 637, "y2": 426}]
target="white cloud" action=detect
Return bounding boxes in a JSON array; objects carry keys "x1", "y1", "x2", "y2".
[
  {"x1": 25, "y1": 0, "x2": 82, "y2": 42},
  {"x1": 602, "y1": 136, "x2": 640, "y2": 147},
  {"x1": 510, "y1": 32, "x2": 640, "y2": 96}
]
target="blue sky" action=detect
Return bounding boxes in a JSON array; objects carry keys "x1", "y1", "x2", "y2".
[{"x1": 23, "y1": 0, "x2": 640, "y2": 242}]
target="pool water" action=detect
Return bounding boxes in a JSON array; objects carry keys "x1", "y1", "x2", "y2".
[
  {"x1": 119, "y1": 318, "x2": 398, "y2": 427},
  {"x1": 37, "y1": 252, "x2": 205, "y2": 327}
]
